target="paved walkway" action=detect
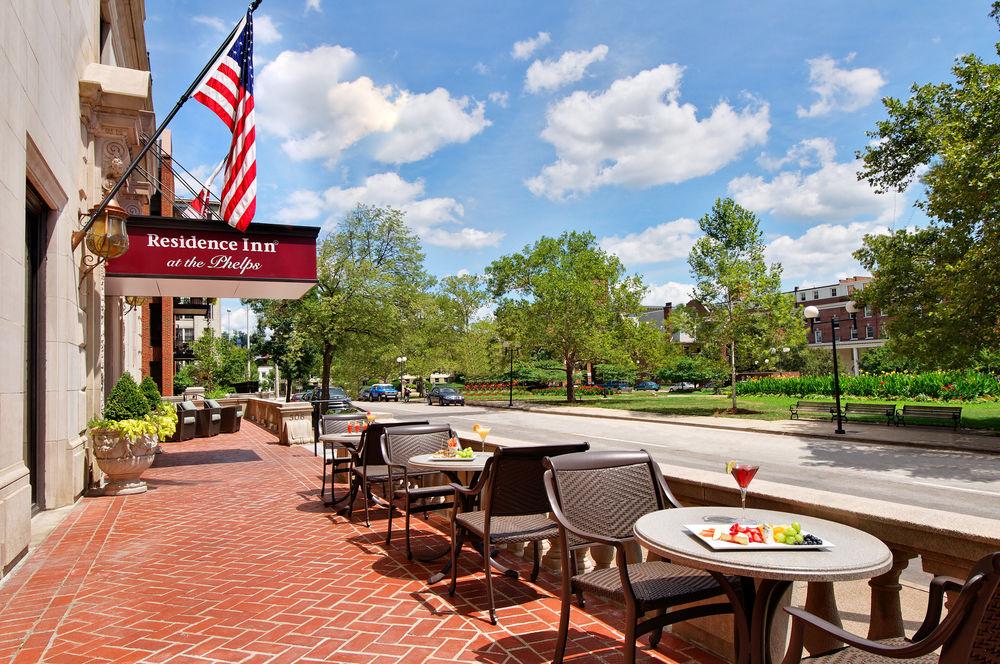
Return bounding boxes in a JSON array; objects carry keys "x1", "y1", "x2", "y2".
[
  {"x1": 475, "y1": 401, "x2": 999, "y2": 454},
  {"x1": 0, "y1": 423, "x2": 723, "y2": 664}
]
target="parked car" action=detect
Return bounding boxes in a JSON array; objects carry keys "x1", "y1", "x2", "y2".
[
  {"x1": 359, "y1": 386, "x2": 372, "y2": 401},
  {"x1": 598, "y1": 380, "x2": 632, "y2": 392},
  {"x1": 289, "y1": 391, "x2": 310, "y2": 402},
  {"x1": 310, "y1": 386, "x2": 353, "y2": 411},
  {"x1": 427, "y1": 386, "x2": 465, "y2": 406},
  {"x1": 368, "y1": 383, "x2": 399, "y2": 402},
  {"x1": 667, "y1": 382, "x2": 696, "y2": 392},
  {"x1": 635, "y1": 381, "x2": 660, "y2": 391}
]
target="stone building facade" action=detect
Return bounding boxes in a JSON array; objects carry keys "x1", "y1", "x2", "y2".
[{"x1": 0, "y1": 0, "x2": 154, "y2": 576}]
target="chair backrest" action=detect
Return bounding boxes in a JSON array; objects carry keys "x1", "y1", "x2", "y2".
[
  {"x1": 205, "y1": 399, "x2": 222, "y2": 409},
  {"x1": 358, "y1": 420, "x2": 429, "y2": 467},
  {"x1": 178, "y1": 401, "x2": 197, "y2": 413},
  {"x1": 543, "y1": 450, "x2": 675, "y2": 542},
  {"x1": 482, "y1": 443, "x2": 590, "y2": 518},
  {"x1": 382, "y1": 424, "x2": 455, "y2": 467},
  {"x1": 320, "y1": 412, "x2": 365, "y2": 435},
  {"x1": 943, "y1": 552, "x2": 1000, "y2": 663}
]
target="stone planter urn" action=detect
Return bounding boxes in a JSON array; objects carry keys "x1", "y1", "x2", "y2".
[{"x1": 90, "y1": 429, "x2": 159, "y2": 495}]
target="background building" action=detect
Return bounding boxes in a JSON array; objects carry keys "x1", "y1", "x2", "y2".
[
  {"x1": 1, "y1": 0, "x2": 154, "y2": 577},
  {"x1": 791, "y1": 276, "x2": 888, "y2": 374}
]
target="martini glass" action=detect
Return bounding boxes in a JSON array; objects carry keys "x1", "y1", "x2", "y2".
[
  {"x1": 476, "y1": 426, "x2": 491, "y2": 452},
  {"x1": 729, "y1": 462, "x2": 759, "y2": 519},
  {"x1": 365, "y1": 411, "x2": 376, "y2": 425}
]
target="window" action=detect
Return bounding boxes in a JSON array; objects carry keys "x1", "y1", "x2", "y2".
[
  {"x1": 864, "y1": 305, "x2": 872, "y2": 317},
  {"x1": 831, "y1": 288, "x2": 837, "y2": 297},
  {"x1": 850, "y1": 326, "x2": 858, "y2": 340},
  {"x1": 799, "y1": 292, "x2": 806, "y2": 301},
  {"x1": 866, "y1": 324, "x2": 874, "y2": 339},
  {"x1": 812, "y1": 290, "x2": 819, "y2": 300},
  {"x1": 814, "y1": 329, "x2": 823, "y2": 343},
  {"x1": 177, "y1": 327, "x2": 195, "y2": 343}
]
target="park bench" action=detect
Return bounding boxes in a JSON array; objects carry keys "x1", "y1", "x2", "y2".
[
  {"x1": 844, "y1": 402, "x2": 897, "y2": 425},
  {"x1": 789, "y1": 400, "x2": 840, "y2": 420},
  {"x1": 896, "y1": 404, "x2": 962, "y2": 430}
]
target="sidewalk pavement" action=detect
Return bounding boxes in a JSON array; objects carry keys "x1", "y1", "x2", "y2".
[
  {"x1": 0, "y1": 422, "x2": 722, "y2": 664},
  {"x1": 475, "y1": 401, "x2": 999, "y2": 455}
]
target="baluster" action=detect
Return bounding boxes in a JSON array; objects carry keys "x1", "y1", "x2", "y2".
[{"x1": 868, "y1": 549, "x2": 915, "y2": 640}]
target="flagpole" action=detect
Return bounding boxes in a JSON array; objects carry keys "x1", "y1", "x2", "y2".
[{"x1": 72, "y1": 0, "x2": 263, "y2": 249}]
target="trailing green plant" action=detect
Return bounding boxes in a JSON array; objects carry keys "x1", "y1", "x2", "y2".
[
  {"x1": 205, "y1": 386, "x2": 233, "y2": 399},
  {"x1": 103, "y1": 373, "x2": 150, "y2": 421},
  {"x1": 735, "y1": 370, "x2": 1000, "y2": 401},
  {"x1": 139, "y1": 376, "x2": 162, "y2": 410}
]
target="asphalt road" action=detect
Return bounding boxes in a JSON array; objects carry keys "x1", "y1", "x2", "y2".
[{"x1": 368, "y1": 400, "x2": 1000, "y2": 521}]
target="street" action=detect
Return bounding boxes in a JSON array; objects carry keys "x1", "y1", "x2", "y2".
[{"x1": 370, "y1": 400, "x2": 1000, "y2": 521}]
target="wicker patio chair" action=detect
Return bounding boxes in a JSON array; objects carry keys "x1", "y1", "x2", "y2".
[
  {"x1": 319, "y1": 412, "x2": 366, "y2": 503},
  {"x1": 195, "y1": 401, "x2": 221, "y2": 437},
  {"x1": 780, "y1": 551, "x2": 1000, "y2": 663},
  {"x1": 448, "y1": 442, "x2": 590, "y2": 625},
  {"x1": 207, "y1": 398, "x2": 243, "y2": 433},
  {"x1": 382, "y1": 424, "x2": 458, "y2": 559},
  {"x1": 543, "y1": 450, "x2": 737, "y2": 664},
  {"x1": 170, "y1": 401, "x2": 197, "y2": 441},
  {"x1": 349, "y1": 420, "x2": 429, "y2": 527}
]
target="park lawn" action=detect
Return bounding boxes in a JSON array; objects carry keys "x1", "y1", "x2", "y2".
[{"x1": 509, "y1": 391, "x2": 1000, "y2": 432}]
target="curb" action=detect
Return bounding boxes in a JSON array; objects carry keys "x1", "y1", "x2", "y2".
[{"x1": 469, "y1": 400, "x2": 1000, "y2": 456}]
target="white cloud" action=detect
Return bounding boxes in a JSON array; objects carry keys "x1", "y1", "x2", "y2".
[
  {"x1": 473, "y1": 62, "x2": 490, "y2": 75},
  {"x1": 488, "y1": 91, "x2": 509, "y2": 108},
  {"x1": 305, "y1": 0, "x2": 321, "y2": 11},
  {"x1": 524, "y1": 45, "x2": 609, "y2": 93},
  {"x1": 797, "y1": 54, "x2": 886, "y2": 118},
  {"x1": 729, "y1": 139, "x2": 893, "y2": 221},
  {"x1": 278, "y1": 173, "x2": 503, "y2": 249},
  {"x1": 599, "y1": 218, "x2": 699, "y2": 265},
  {"x1": 257, "y1": 45, "x2": 490, "y2": 166},
  {"x1": 766, "y1": 221, "x2": 890, "y2": 285},
  {"x1": 527, "y1": 64, "x2": 770, "y2": 200},
  {"x1": 222, "y1": 306, "x2": 259, "y2": 336},
  {"x1": 757, "y1": 137, "x2": 836, "y2": 171},
  {"x1": 254, "y1": 15, "x2": 282, "y2": 44},
  {"x1": 644, "y1": 281, "x2": 695, "y2": 307},
  {"x1": 512, "y1": 31, "x2": 551, "y2": 60},
  {"x1": 192, "y1": 15, "x2": 225, "y2": 32}
]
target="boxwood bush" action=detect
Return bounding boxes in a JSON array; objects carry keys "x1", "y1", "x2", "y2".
[
  {"x1": 139, "y1": 375, "x2": 162, "y2": 410},
  {"x1": 103, "y1": 373, "x2": 151, "y2": 421}
]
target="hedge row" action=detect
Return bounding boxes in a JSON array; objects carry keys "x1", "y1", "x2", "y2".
[{"x1": 735, "y1": 371, "x2": 999, "y2": 401}]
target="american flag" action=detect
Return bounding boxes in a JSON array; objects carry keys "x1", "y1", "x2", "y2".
[{"x1": 192, "y1": 12, "x2": 256, "y2": 231}]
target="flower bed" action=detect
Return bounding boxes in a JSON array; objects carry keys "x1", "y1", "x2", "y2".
[{"x1": 735, "y1": 370, "x2": 999, "y2": 401}]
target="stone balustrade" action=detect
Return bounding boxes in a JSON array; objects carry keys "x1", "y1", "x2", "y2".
[
  {"x1": 244, "y1": 397, "x2": 314, "y2": 446},
  {"x1": 459, "y1": 433, "x2": 1000, "y2": 661}
]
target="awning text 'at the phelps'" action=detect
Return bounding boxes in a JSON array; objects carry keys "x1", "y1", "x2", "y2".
[{"x1": 105, "y1": 216, "x2": 319, "y2": 299}]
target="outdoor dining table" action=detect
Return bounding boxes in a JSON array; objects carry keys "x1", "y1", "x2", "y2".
[
  {"x1": 318, "y1": 431, "x2": 364, "y2": 509},
  {"x1": 633, "y1": 506, "x2": 893, "y2": 664},
  {"x1": 407, "y1": 451, "x2": 503, "y2": 585}
]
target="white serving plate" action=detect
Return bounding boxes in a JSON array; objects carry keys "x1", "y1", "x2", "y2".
[
  {"x1": 684, "y1": 524, "x2": 834, "y2": 551},
  {"x1": 427, "y1": 455, "x2": 477, "y2": 462}
]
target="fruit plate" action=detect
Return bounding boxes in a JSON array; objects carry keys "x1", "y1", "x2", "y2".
[
  {"x1": 428, "y1": 454, "x2": 476, "y2": 462},
  {"x1": 683, "y1": 524, "x2": 834, "y2": 551}
]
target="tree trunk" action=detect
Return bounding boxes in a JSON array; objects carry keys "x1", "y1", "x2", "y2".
[
  {"x1": 565, "y1": 356, "x2": 575, "y2": 403},
  {"x1": 320, "y1": 342, "x2": 333, "y2": 401},
  {"x1": 283, "y1": 365, "x2": 293, "y2": 401},
  {"x1": 730, "y1": 340, "x2": 737, "y2": 412}
]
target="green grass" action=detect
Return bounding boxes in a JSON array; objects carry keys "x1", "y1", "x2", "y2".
[{"x1": 488, "y1": 391, "x2": 1000, "y2": 432}]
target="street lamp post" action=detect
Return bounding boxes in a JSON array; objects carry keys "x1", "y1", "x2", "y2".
[
  {"x1": 396, "y1": 356, "x2": 407, "y2": 390},
  {"x1": 502, "y1": 341, "x2": 513, "y2": 407},
  {"x1": 803, "y1": 302, "x2": 857, "y2": 435},
  {"x1": 226, "y1": 308, "x2": 231, "y2": 337}
]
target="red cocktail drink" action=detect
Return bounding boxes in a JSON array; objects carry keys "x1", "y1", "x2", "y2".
[{"x1": 731, "y1": 464, "x2": 758, "y2": 489}]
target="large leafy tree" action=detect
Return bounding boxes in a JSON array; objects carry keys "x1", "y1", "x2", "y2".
[
  {"x1": 306, "y1": 205, "x2": 430, "y2": 398},
  {"x1": 247, "y1": 298, "x2": 319, "y2": 400},
  {"x1": 853, "y1": 6, "x2": 1000, "y2": 367},
  {"x1": 686, "y1": 198, "x2": 803, "y2": 410},
  {"x1": 486, "y1": 231, "x2": 645, "y2": 402}
]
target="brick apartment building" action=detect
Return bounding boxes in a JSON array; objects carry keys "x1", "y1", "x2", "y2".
[{"x1": 791, "y1": 276, "x2": 888, "y2": 374}]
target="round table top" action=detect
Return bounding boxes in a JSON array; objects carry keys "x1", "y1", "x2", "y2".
[
  {"x1": 318, "y1": 432, "x2": 363, "y2": 448},
  {"x1": 408, "y1": 451, "x2": 492, "y2": 472},
  {"x1": 634, "y1": 506, "x2": 892, "y2": 582}
]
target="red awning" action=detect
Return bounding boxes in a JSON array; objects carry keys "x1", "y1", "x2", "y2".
[{"x1": 105, "y1": 216, "x2": 319, "y2": 299}]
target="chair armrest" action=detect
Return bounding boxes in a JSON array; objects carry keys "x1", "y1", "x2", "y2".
[
  {"x1": 912, "y1": 575, "x2": 966, "y2": 641},
  {"x1": 449, "y1": 482, "x2": 481, "y2": 497}
]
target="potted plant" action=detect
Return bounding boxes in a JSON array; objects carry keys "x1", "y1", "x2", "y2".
[{"x1": 88, "y1": 373, "x2": 178, "y2": 495}]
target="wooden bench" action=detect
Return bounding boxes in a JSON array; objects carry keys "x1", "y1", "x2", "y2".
[
  {"x1": 790, "y1": 401, "x2": 840, "y2": 420},
  {"x1": 896, "y1": 405, "x2": 962, "y2": 430},
  {"x1": 844, "y1": 402, "x2": 897, "y2": 425}
]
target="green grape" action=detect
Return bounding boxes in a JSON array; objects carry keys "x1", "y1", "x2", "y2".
[
  {"x1": 791, "y1": 521, "x2": 801, "y2": 533},
  {"x1": 775, "y1": 533, "x2": 786, "y2": 544},
  {"x1": 795, "y1": 533, "x2": 805, "y2": 544}
]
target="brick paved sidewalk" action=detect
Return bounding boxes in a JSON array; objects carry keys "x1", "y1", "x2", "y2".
[{"x1": 0, "y1": 422, "x2": 725, "y2": 664}]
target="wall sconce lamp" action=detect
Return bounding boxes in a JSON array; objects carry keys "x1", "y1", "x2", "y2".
[{"x1": 76, "y1": 199, "x2": 129, "y2": 280}]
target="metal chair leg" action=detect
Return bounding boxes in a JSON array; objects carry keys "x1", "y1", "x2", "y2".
[
  {"x1": 553, "y1": 582, "x2": 572, "y2": 664},
  {"x1": 623, "y1": 609, "x2": 637, "y2": 664},
  {"x1": 649, "y1": 607, "x2": 665, "y2": 647},
  {"x1": 530, "y1": 540, "x2": 541, "y2": 582},
  {"x1": 484, "y1": 540, "x2": 497, "y2": 625},
  {"x1": 449, "y1": 524, "x2": 464, "y2": 596},
  {"x1": 404, "y1": 495, "x2": 413, "y2": 559}
]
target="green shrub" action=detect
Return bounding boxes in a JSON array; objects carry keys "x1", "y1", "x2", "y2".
[
  {"x1": 103, "y1": 373, "x2": 151, "y2": 421},
  {"x1": 205, "y1": 386, "x2": 233, "y2": 399},
  {"x1": 735, "y1": 370, "x2": 1000, "y2": 401},
  {"x1": 139, "y1": 376, "x2": 162, "y2": 410}
]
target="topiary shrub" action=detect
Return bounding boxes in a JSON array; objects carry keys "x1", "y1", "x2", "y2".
[
  {"x1": 103, "y1": 373, "x2": 151, "y2": 422},
  {"x1": 139, "y1": 376, "x2": 162, "y2": 410}
]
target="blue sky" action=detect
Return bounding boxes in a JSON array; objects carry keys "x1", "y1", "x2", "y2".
[{"x1": 144, "y1": 1, "x2": 998, "y2": 332}]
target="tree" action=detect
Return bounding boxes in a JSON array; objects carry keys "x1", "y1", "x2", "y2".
[
  {"x1": 247, "y1": 298, "x2": 319, "y2": 400},
  {"x1": 185, "y1": 330, "x2": 249, "y2": 391},
  {"x1": 486, "y1": 231, "x2": 645, "y2": 402},
  {"x1": 854, "y1": 7, "x2": 1000, "y2": 367},
  {"x1": 686, "y1": 198, "x2": 804, "y2": 410},
  {"x1": 655, "y1": 355, "x2": 726, "y2": 387},
  {"x1": 307, "y1": 205, "x2": 430, "y2": 399}
]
